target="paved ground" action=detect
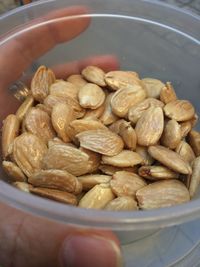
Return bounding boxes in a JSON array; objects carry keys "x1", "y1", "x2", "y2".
[{"x1": 0, "y1": 0, "x2": 200, "y2": 15}]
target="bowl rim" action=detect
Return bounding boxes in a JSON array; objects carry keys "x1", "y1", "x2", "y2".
[{"x1": 0, "y1": 0, "x2": 200, "y2": 230}]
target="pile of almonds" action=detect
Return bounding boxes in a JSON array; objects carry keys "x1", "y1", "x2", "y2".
[{"x1": 2, "y1": 65, "x2": 200, "y2": 211}]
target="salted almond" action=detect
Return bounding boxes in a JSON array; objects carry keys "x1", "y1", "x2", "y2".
[
  {"x1": 84, "y1": 103, "x2": 105, "y2": 120},
  {"x1": 78, "y1": 174, "x2": 111, "y2": 190},
  {"x1": 2, "y1": 114, "x2": 20, "y2": 159},
  {"x1": 188, "y1": 157, "x2": 200, "y2": 197},
  {"x1": 98, "y1": 165, "x2": 138, "y2": 175},
  {"x1": 78, "y1": 83, "x2": 105, "y2": 109},
  {"x1": 164, "y1": 100, "x2": 195, "y2": 122},
  {"x1": 175, "y1": 141, "x2": 195, "y2": 163},
  {"x1": 13, "y1": 182, "x2": 32, "y2": 193},
  {"x1": 48, "y1": 137, "x2": 66, "y2": 147},
  {"x1": 111, "y1": 86, "x2": 146, "y2": 117},
  {"x1": 109, "y1": 119, "x2": 125, "y2": 134},
  {"x1": 160, "y1": 82, "x2": 177, "y2": 104},
  {"x1": 51, "y1": 103, "x2": 75, "y2": 142},
  {"x1": 138, "y1": 165, "x2": 179, "y2": 180},
  {"x1": 135, "y1": 145, "x2": 154, "y2": 166},
  {"x1": 82, "y1": 66, "x2": 106, "y2": 87},
  {"x1": 105, "y1": 71, "x2": 141, "y2": 91},
  {"x1": 13, "y1": 133, "x2": 47, "y2": 177},
  {"x1": 102, "y1": 150, "x2": 143, "y2": 167},
  {"x1": 67, "y1": 74, "x2": 87, "y2": 90},
  {"x1": 161, "y1": 119, "x2": 181, "y2": 149},
  {"x1": 16, "y1": 95, "x2": 34, "y2": 121},
  {"x1": 79, "y1": 183, "x2": 114, "y2": 209},
  {"x1": 68, "y1": 119, "x2": 106, "y2": 141},
  {"x1": 50, "y1": 80, "x2": 79, "y2": 100},
  {"x1": 44, "y1": 95, "x2": 85, "y2": 118},
  {"x1": 188, "y1": 130, "x2": 200, "y2": 156},
  {"x1": 142, "y1": 78, "x2": 165, "y2": 99},
  {"x1": 110, "y1": 171, "x2": 147, "y2": 197},
  {"x1": 24, "y1": 107, "x2": 55, "y2": 144},
  {"x1": 105, "y1": 196, "x2": 138, "y2": 211},
  {"x1": 118, "y1": 120, "x2": 137, "y2": 151},
  {"x1": 31, "y1": 65, "x2": 55, "y2": 102},
  {"x1": 100, "y1": 93, "x2": 118, "y2": 125},
  {"x1": 36, "y1": 104, "x2": 52, "y2": 115},
  {"x1": 29, "y1": 169, "x2": 82, "y2": 194},
  {"x1": 135, "y1": 107, "x2": 164, "y2": 146},
  {"x1": 148, "y1": 145, "x2": 192, "y2": 174},
  {"x1": 77, "y1": 129, "x2": 124, "y2": 156},
  {"x1": 30, "y1": 187, "x2": 77, "y2": 205},
  {"x1": 136, "y1": 180, "x2": 190, "y2": 210},
  {"x1": 80, "y1": 147, "x2": 101, "y2": 173},
  {"x1": 128, "y1": 98, "x2": 164, "y2": 124},
  {"x1": 2, "y1": 161, "x2": 26, "y2": 182},
  {"x1": 42, "y1": 144, "x2": 90, "y2": 176},
  {"x1": 179, "y1": 121, "x2": 192, "y2": 139}
]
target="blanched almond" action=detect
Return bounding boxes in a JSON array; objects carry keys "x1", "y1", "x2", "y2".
[
  {"x1": 50, "y1": 80, "x2": 79, "y2": 100},
  {"x1": 67, "y1": 74, "x2": 87, "y2": 90},
  {"x1": 142, "y1": 78, "x2": 165, "y2": 99},
  {"x1": 77, "y1": 129, "x2": 124, "y2": 156},
  {"x1": 100, "y1": 93, "x2": 118, "y2": 125},
  {"x1": 188, "y1": 157, "x2": 200, "y2": 197},
  {"x1": 98, "y1": 165, "x2": 138, "y2": 175},
  {"x1": 161, "y1": 119, "x2": 181, "y2": 149},
  {"x1": 175, "y1": 141, "x2": 195, "y2": 163},
  {"x1": 138, "y1": 165, "x2": 179, "y2": 180},
  {"x1": 188, "y1": 130, "x2": 200, "y2": 156},
  {"x1": 2, "y1": 161, "x2": 26, "y2": 182},
  {"x1": 78, "y1": 174, "x2": 111, "y2": 190},
  {"x1": 105, "y1": 196, "x2": 138, "y2": 211},
  {"x1": 135, "y1": 145, "x2": 154, "y2": 166},
  {"x1": 16, "y1": 95, "x2": 34, "y2": 121},
  {"x1": 160, "y1": 82, "x2": 177, "y2": 104},
  {"x1": 82, "y1": 66, "x2": 106, "y2": 87}
]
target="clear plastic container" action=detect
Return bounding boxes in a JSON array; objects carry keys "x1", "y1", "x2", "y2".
[{"x1": 0, "y1": 0, "x2": 200, "y2": 265}]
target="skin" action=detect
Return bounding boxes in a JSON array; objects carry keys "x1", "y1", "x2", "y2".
[{"x1": 0, "y1": 6, "x2": 120, "y2": 267}]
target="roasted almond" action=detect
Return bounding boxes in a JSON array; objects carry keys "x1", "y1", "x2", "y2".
[
  {"x1": 78, "y1": 174, "x2": 111, "y2": 190},
  {"x1": 175, "y1": 141, "x2": 195, "y2": 163},
  {"x1": 138, "y1": 165, "x2": 179, "y2": 180},
  {"x1": 105, "y1": 196, "x2": 138, "y2": 211},
  {"x1": 82, "y1": 66, "x2": 106, "y2": 87},
  {"x1": 2, "y1": 160, "x2": 26, "y2": 182},
  {"x1": 188, "y1": 157, "x2": 200, "y2": 197},
  {"x1": 100, "y1": 93, "x2": 118, "y2": 125},
  {"x1": 67, "y1": 74, "x2": 87, "y2": 90},
  {"x1": 160, "y1": 119, "x2": 181, "y2": 149},
  {"x1": 160, "y1": 82, "x2": 177, "y2": 104},
  {"x1": 50, "y1": 80, "x2": 79, "y2": 100},
  {"x1": 16, "y1": 95, "x2": 34, "y2": 121},
  {"x1": 188, "y1": 130, "x2": 200, "y2": 156},
  {"x1": 142, "y1": 78, "x2": 165, "y2": 99}
]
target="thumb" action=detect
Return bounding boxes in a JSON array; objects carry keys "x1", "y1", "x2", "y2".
[{"x1": 59, "y1": 231, "x2": 123, "y2": 267}]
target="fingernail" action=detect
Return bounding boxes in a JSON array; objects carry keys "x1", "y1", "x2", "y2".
[{"x1": 60, "y1": 234, "x2": 123, "y2": 267}]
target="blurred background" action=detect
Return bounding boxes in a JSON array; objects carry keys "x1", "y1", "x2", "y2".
[{"x1": 0, "y1": 0, "x2": 200, "y2": 15}]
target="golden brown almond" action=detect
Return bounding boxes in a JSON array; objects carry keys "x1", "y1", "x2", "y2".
[
  {"x1": 78, "y1": 174, "x2": 111, "y2": 190},
  {"x1": 13, "y1": 133, "x2": 47, "y2": 177},
  {"x1": 175, "y1": 141, "x2": 195, "y2": 163},
  {"x1": 31, "y1": 65, "x2": 55, "y2": 102},
  {"x1": 67, "y1": 74, "x2": 87, "y2": 90},
  {"x1": 42, "y1": 144, "x2": 90, "y2": 176},
  {"x1": 138, "y1": 165, "x2": 179, "y2": 180},
  {"x1": 68, "y1": 119, "x2": 106, "y2": 141},
  {"x1": 24, "y1": 107, "x2": 55, "y2": 144},
  {"x1": 142, "y1": 78, "x2": 165, "y2": 99},
  {"x1": 105, "y1": 196, "x2": 138, "y2": 211},
  {"x1": 78, "y1": 83, "x2": 105, "y2": 109},
  {"x1": 111, "y1": 86, "x2": 146, "y2": 117},
  {"x1": 78, "y1": 183, "x2": 115, "y2": 209},
  {"x1": 80, "y1": 147, "x2": 101, "y2": 173},
  {"x1": 161, "y1": 119, "x2": 181, "y2": 149},
  {"x1": 100, "y1": 93, "x2": 118, "y2": 125},
  {"x1": 16, "y1": 95, "x2": 34, "y2": 121},
  {"x1": 48, "y1": 137, "x2": 67, "y2": 147},
  {"x1": 29, "y1": 169, "x2": 82, "y2": 194},
  {"x1": 98, "y1": 164, "x2": 138, "y2": 175},
  {"x1": 13, "y1": 182, "x2": 32, "y2": 193},
  {"x1": 119, "y1": 120, "x2": 137, "y2": 151},
  {"x1": 105, "y1": 71, "x2": 141, "y2": 91},
  {"x1": 110, "y1": 171, "x2": 147, "y2": 197},
  {"x1": 30, "y1": 187, "x2": 77, "y2": 205},
  {"x1": 44, "y1": 95, "x2": 85, "y2": 118},
  {"x1": 179, "y1": 121, "x2": 192, "y2": 139},
  {"x1": 188, "y1": 130, "x2": 200, "y2": 156},
  {"x1": 135, "y1": 145, "x2": 154, "y2": 166},
  {"x1": 76, "y1": 129, "x2": 124, "y2": 156},
  {"x1": 51, "y1": 103, "x2": 75, "y2": 142},
  {"x1": 50, "y1": 80, "x2": 79, "y2": 100},
  {"x1": 2, "y1": 161, "x2": 26, "y2": 182},
  {"x1": 188, "y1": 157, "x2": 200, "y2": 197},
  {"x1": 2, "y1": 114, "x2": 20, "y2": 159},
  {"x1": 160, "y1": 82, "x2": 177, "y2": 104},
  {"x1": 190, "y1": 113, "x2": 198, "y2": 127},
  {"x1": 164, "y1": 100, "x2": 195, "y2": 122},
  {"x1": 36, "y1": 104, "x2": 52, "y2": 115},
  {"x1": 84, "y1": 103, "x2": 105, "y2": 120},
  {"x1": 136, "y1": 180, "x2": 190, "y2": 210},
  {"x1": 128, "y1": 98, "x2": 164, "y2": 124},
  {"x1": 102, "y1": 150, "x2": 143, "y2": 167},
  {"x1": 135, "y1": 107, "x2": 164, "y2": 146},
  {"x1": 109, "y1": 119, "x2": 125, "y2": 134},
  {"x1": 81, "y1": 66, "x2": 106, "y2": 87},
  {"x1": 148, "y1": 145, "x2": 192, "y2": 174}
]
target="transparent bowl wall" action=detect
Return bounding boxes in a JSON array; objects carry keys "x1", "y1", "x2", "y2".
[{"x1": 0, "y1": 0, "x2": 200, "y2": 244}]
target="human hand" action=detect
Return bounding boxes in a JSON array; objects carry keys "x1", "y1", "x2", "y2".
[{"x1": 0, "y1": 6, "x2": 121, "y2": 267}]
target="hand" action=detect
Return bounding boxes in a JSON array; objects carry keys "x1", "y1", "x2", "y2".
[{"x1": 0, "y1": 6, "x2": 121, "y2": 267}]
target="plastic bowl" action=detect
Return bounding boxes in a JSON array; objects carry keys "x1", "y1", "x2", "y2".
[{"x1": 0, "y1": 0, "x2": 200, "y2": 246}]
